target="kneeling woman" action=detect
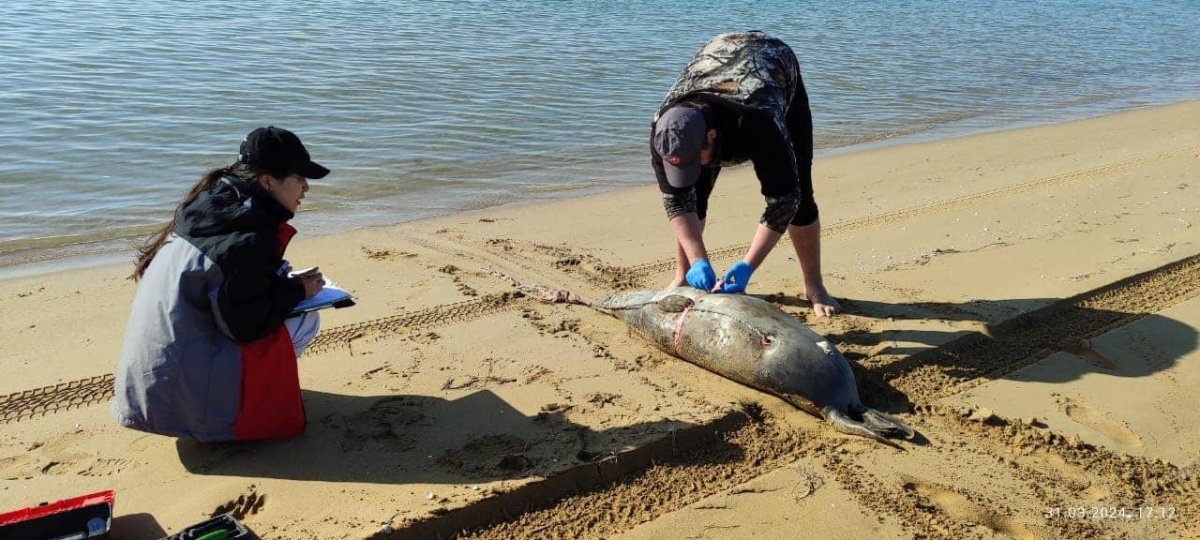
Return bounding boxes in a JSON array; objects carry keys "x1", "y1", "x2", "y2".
[{"x1": 113, "y1": 126, "x2": 329, "y2": 441}]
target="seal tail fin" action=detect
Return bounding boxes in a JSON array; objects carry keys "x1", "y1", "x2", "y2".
[
  {"x1": 824, "y1": 407, "x2": 902, "y2": 449},
  {"x1": 861, "y1": 408, "x2": 915, "y2": 440}
]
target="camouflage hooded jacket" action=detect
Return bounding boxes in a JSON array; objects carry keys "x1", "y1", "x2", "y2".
[
  {"x1": 655, "y1": 31, "x2": 801, "y2": 158},
  {"x1": 652, "y1": 31, "x2": 809, "y2": 232}
]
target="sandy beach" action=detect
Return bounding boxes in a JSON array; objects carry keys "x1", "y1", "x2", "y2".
[{"x1": 1, "y1": 101, "x2": 1198, "y2": 539}]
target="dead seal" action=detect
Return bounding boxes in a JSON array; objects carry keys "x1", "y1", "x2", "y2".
[
  {"x1": 599, "y1": 287, "x2": 913, "y2": 446},
  {"x1": 487, "y1": 271, "x2": 912, "y2": 446}
]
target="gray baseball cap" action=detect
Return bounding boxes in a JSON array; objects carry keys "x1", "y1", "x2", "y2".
[{"x1": 653, "y1": 106, "x2": 707, "y2": 188}]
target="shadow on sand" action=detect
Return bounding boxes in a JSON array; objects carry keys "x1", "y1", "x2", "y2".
[
  {"x1": 755, "y1": 292, "x2": 1196, "y2": 414},
  {"x1": 177, "y1": 389, "x2": 718, "y2": 485}
]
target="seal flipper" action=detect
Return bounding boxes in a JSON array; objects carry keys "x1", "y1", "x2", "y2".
[
  {"x1": 824, "y1": 407, "x2": 903, "y2": 449},
  {"x1": 861, "y1": 408, "x2": 915, "y2": 440}
]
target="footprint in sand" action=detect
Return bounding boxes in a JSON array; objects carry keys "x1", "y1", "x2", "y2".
[
  {"x1": 1057, "y1": 397, "x2": 1143, "y2": 449},
  {"x1": 127, "y1": 435, "x2": 164, "y2": 453},
  {"x1": 0, "y1": 453, "x2": 35, "y2": 479},
  {"x1": 361, "y1": 245, "x2": 417, "y2": 261},
  {"x1": 39, "y1": 429, "x2": 89, "y2": 455},
  {"x1": 900, "y1": 475, "x2": 1041, "y2": 540},
  {"x1": 1016, "y1": 453, "x2": 1110, "y2": 502},
  {"x1": 8, "y1": 430, "x2": 97, "y2": 477},
  {"x1": 213, "y1": 486, "x2": 266, "y2": 520},
  {"x1": 522, "y1": 365, "x2": 560, "y2": 385},
  {"x1": 78, "y1": 458, "x2": 135, "y2": 477},
  {"x1": 335, "y1": 396, "x2": 430, "y2": 452},
  {"x1": 175, "y1": 440, "x2": 262, "y2": 474},
  {"x1": 437, "y1": 434, "x2": 533, "y2": 478}
]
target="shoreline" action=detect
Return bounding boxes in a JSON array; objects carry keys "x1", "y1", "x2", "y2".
[
  {"x1": 1, "y1": 98, "x2": 1197, "y2": 538},
  {"x1": 5, "y1": 95, "x2": 1197, "y2": 282}
]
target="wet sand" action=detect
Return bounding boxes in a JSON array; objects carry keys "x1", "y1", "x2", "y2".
[{"x1": 1, "y1": 101, "x2": 1198, "y2": 539}]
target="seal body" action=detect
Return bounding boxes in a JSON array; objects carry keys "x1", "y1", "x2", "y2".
[{"x1": 601, "y1": 287, "x2": 911, "y2": 444}]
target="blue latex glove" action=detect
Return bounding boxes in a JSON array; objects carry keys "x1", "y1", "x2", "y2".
[
  {"x1": 720, "y1": 261, "x2": 754, "y2": 293},
  {"x1": 685, "y1": 259, "x2": 716, "y2": 291}
]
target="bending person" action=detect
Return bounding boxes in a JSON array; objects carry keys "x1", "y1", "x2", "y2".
[{"x1": 651, "y1": 31, "x2": 840, "y2": 316}]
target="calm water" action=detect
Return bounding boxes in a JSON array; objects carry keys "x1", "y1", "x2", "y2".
[{"x1": 2, "y1": 0, "x2": 1199, "y2": 267}]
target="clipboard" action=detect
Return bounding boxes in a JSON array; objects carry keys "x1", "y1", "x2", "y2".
[{"x1": 289, "y1": 282, "x2": 355, "y2": 317}]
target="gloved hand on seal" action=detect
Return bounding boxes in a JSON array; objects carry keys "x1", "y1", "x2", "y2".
[
  {"x1": 685, "y1": 259, "x2": 717, "y2": 291},
  {"x1": 719, "y1": 261, "x2": 754, "y2": 294}
]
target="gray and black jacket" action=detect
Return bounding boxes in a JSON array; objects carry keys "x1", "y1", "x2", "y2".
[{"x1": 112, "y1": 177, "x2": 308, "y2": 441}]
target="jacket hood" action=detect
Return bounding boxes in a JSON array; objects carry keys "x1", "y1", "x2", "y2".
[
  {"x1": 180, "y1": 177, "x2": 294, "y2": 238},
  {"x1": 656, "y1": 31, "x2": 800, "y2": 151}
]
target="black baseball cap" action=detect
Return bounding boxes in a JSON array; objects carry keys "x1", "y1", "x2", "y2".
[{"x1": 238, "y1": 126, "x2": 330, "y2": 179}]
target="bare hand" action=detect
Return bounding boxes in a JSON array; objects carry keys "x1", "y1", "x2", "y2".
[
  {"x1": 289, "y1": 266, "x2": 319, "y2": 278},
  {"x1": 293, "y1": 267, "x2": 325, "y2": 298}
]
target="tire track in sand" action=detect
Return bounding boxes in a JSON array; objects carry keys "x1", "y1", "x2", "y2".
[
  {"x1": 914, "y1": 404, "x2": 1198, "y2": 538},
  {"x1": 880, "y1": 252, "x2": 1200, "y2": 402},
  {"x1": 0, "y1": 375, "x2": 114, "y2": 425},
  {"x1": 1, "y1": 294, "x2": 525, "y2": 425},
  {"x1": 304, "y1": 292, "x2": 523, "y2": 355},
  {"x1": 410, "y1": 233, "x2": 622, "y2": 294},
  {"x1": 0, "y1": 231, "x2": 615, "y2": 426},
  {"x1": 434, "y1": 416, "x2": 824, "y2": 540},
  {"x1": 472, "y1": 236, "x2": 641, "y2": 290},
  {"x1": 621, "y1": 144, "x2": 1198, "y2": 280},
  {"x1": 390, "y1": 253, "x2": 1200, "y2": 540},
  {"x1": 407, "y1": 412, "x2": 1139, "y2": 540}
]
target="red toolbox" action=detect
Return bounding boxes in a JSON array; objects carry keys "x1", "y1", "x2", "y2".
[{"x1": 0, "y1": 490, "x2": 114, "y2": 539}]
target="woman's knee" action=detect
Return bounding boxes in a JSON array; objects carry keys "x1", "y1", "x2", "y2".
[{"x1": 286, "y1": 311, "x2": 321, "y2": 357}]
